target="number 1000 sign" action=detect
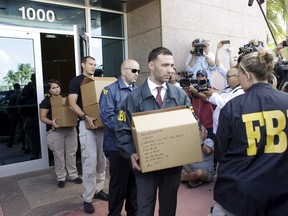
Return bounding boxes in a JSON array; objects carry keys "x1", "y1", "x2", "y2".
[{"x1": 19, "y1": 6, "x2": 55, "y2": 22}]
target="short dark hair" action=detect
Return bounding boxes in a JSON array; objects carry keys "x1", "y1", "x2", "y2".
[
  {"x1": 81, "y1": 56, "x2": 95, "y2": 64},
  {"x1": 47, "y1": 79, "x2": 61, "y2": 90},
  {"x1": 13, "y1": 83, "x2": 20, "y2": 90},
  {"x1": 148, "y1": 47, "x2": 173, "y2": 63}
]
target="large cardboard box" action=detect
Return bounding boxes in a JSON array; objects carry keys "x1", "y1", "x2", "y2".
[
  {"x1": 50, "y1": 96, "x2": 77, "y2": 127},
  {"x1": 81, "y1": 76, "x2": 117, "y2": 106},
  {"x1": 132, "y1": 107, "x2": 202, "y2": 173},
  {"x1": 81, "y1": 76, "x2": 117, "y2": 129},
  {"x1": 83, "y1": 104, "x2": 103, "y2": 128}
]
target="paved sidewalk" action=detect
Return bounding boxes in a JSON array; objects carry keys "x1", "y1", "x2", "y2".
[{"x1": 0, "y1": 168, "x2": 214, "y2": 216}]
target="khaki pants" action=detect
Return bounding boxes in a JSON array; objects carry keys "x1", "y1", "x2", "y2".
[
  {"x1": 78, "y1": 121, "x2": 106, "y2": 203},
  {"x1": 47, "y1": 127, "x2": 78, "y2": 181}
]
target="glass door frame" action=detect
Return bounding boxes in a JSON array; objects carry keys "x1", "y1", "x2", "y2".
[
  {"x1": 0, "y1": 25, "x2": 76, "y2": 178},
  {"x1": 73, "y1": 24, "x2": 90, "y2": 76}
]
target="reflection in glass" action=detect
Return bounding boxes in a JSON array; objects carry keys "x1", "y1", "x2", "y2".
[
  {"x1": 89, "y1": 0, "x2": 124, "y2": 12},
  {"x1": 0, "y1": 37, "x2": 41, "y2": 165},
  {"x1": 48, "y1": 0, "x2": 85, "y2": 5},
  {"x1": 91, "y1": 37, "x2": 124, "y2": 78},
  {"x1": 91, "y1": 10, "x2": 123, "y2": 37}
]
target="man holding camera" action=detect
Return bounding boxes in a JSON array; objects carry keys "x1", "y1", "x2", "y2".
[
  {"x1": 187, "y1": 69, "x2": 214, "y2": 140},
  {"x1": 185, "y1": 39, "x2": 216, "y2": 84}
]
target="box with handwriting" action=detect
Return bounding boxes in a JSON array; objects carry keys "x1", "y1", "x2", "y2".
[{"x1": 132, "y1": 107, "x2": 202, "y2": 173}]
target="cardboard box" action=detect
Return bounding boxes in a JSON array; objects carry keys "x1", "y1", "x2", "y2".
[
  {"x1": 81, "y1": 76, "x2": 117, "y2": 106},
  {"x1": 132, "y1": 107, "x2": 202, "y2": 173},
  {"x1": 83, "y1": 104, "x2": 103, "y2": 128},
  {"x1": 50, "y1": 96, "x2": 77, "y2": 127},
  {"x1": 81, "y1": 76, "x2": 117, "y2": 129}
]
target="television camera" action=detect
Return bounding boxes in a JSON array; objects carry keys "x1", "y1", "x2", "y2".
[
  {"x1": 190, "y1": 39, "x2": 207, "y2": 56},
  {"x1": 177, "y1": 71, "x2": 211, "y2": 92},
  {"x1": 238, "y1": 40, "x2": 263, "y2": 57}
]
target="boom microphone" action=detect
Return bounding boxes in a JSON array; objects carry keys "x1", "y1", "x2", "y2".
[{"x1": 248, "y1": 0, "x2": 254, "y2": 6}]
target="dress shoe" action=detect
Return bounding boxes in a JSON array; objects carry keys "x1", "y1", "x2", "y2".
[
  {"x1": 57, "y1": 181, "x2": 65, "y2": 188},
  {"x1": 71, "y1": 177, "x2": 82, "y2": 184},
  {"x1": 83, "y1": 201, "x2": 94, "y2": 214},
  {"x1": 94, "y1": 190, "x2": 108, "y2": 201}
]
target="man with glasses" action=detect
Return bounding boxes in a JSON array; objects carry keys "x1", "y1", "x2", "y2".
[
  {"x1": 203, "y1": 67, "x2": 244, "y2": 135},
  {"x1": 185, "y1": 39, "x2": 217, "y2": 85},
  {"x1": 99, "y1": 59, "x2": 140, "y2": 216}
]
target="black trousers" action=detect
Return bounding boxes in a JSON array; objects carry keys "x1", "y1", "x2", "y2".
[
  {"x1": 135, "y1": 167, "x2": 182, "y2": 216},
  {"x1": 105, "y1": 151, "x2": 137, "y2": 216}
]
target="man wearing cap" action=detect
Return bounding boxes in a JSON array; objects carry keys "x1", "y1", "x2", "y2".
[
  {"x1": 187, "y1": 69, "x2": 214, "y2": 140},
  {"x1": 185, "y1": 39, "x2": 216, "y2": 85}
]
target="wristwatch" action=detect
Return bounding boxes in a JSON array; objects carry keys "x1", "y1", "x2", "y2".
[{"x1": 81, "y1": 113, "x2": 87, "y2": 120}]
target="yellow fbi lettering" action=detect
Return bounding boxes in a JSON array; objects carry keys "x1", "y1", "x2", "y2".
[
  {"x1": 102, "y1": 89, "x2": 108, "y2": 95},
  {"x1": 118, "y1": 110, "x2": 126, "y2": 122},
  {"x1": 189, "y1": 106, "x2": 194, "y2": 113},
  {"x1": 242, "y1": 110, "x2": 287, "y2": 156}
]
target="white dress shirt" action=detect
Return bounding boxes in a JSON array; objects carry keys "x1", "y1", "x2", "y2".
[{"x1": 209, "y1": 85, "x2": 244, "y2": 134}]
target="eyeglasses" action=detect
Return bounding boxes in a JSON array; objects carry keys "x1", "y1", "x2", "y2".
[
  {"x1": 124, "y1": 68, "x2": 140, "y2": 73},
  {"x1": 226, "y1": 75, "x2": 237, "y2": 79}
]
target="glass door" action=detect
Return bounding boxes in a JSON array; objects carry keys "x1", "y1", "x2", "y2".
[{"x1": 0, "y1": 28, "x2": 48, "y2": 177}]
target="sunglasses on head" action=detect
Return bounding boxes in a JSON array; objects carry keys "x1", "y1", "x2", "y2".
[{"x1": 124, "y1": 68, "x2": 140, "y2": 73}]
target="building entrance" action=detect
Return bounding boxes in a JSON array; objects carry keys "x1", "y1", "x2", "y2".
[
  {"x1": 40, "y1": 33, "x2": 76, "y2": 95},
  {"x1": 0, "y1": 27, "x2": 82, "y2": 177}
]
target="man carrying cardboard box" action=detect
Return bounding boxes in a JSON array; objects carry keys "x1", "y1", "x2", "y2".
[
  {"x1": 68, "y1": 56, "x2": 108, "y2": 214},
  {"x1": 100, "y1": 59, "x2": 139, "y2": 216},
  {"x1": 116, "y1": 47, "x2": 192, "y2": 216}
]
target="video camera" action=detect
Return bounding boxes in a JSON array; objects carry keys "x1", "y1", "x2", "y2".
[
  {"x1": 178, "y1": 71, "x2": 194, "y2": 88},
  {"x1": 238, "y1": 40, "x2": 263, "y2": 56},
  {"x1": 191, "y1": 39, "x2": 207, "y2": 56},
  {"x1": 197, "y1": 79, "x2": 211, "y2": 92},
  {"x1": 274, "y1": 61, "x2": 288, "y2": 89},
  {"x1": 178, "y1": 71, "x2": 211, "y2": 92}
]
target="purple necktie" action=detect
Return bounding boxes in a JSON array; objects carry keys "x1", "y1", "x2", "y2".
[{"x1": 156, "y1": 86, "x2": 163, "y2": 107}]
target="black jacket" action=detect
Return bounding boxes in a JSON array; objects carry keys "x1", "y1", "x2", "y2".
[{"x1": 215, "y1": 83, "x2": 288, "y2": 216}]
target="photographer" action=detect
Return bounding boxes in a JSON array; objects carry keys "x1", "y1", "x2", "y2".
[
  {"x1": 186, "y1": 69, "x2": 214, "y2": 140},
  {"x1": 181, "y1": 126, "x2": 214, "y2": 189},
  {"x1": 185, "y1": 39, "x2": 216, "y2": 84}
]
